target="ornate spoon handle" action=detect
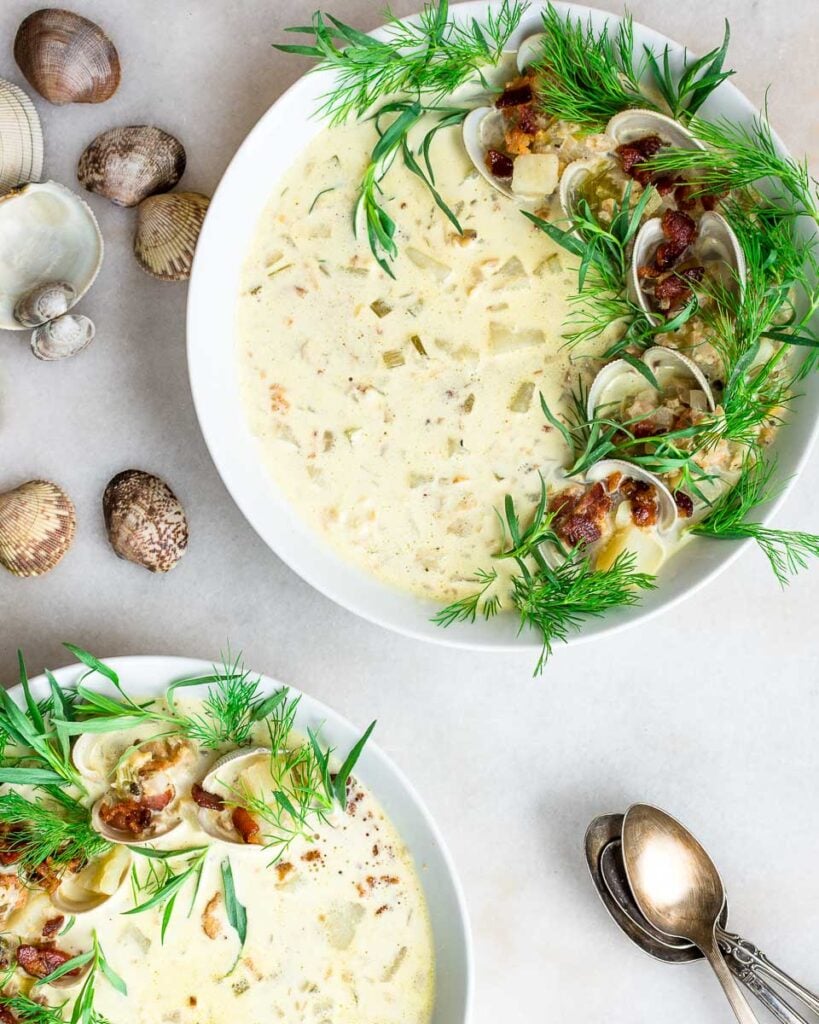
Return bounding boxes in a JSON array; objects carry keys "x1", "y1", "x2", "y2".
[
  {"x1": 730, "y1": 961, "x2": 812, "y2": 1024},
  {"x1": 718, "y1": 928, "x2": 819, "y2": 1017}
]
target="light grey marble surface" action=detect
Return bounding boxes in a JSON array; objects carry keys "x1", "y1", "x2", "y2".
[{"x1": 1, "y1": 2, "x2": 818, "y2": 1021}]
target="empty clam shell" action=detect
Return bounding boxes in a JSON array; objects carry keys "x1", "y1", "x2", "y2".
[
  {"x1": 78, "y1": 126, "x2": 187, "y2": 207},
  {"x1": 0, "y1": 480, "x2": 76, "y2": 577},
  {"x1": 631, "y1": 210, "x2": 746, "y2": 325},
  {"x1": 0, "y1": 181, "x2": 103, "y2": 331},
  {"x1": 0, "y1": 78, "x2": 44, "y2": 194},
  {"x1": 585, "y1": 459, "x2": 678, "y2": 534},
  {"x1": 50, "y1": 846, "x2": 131, "y2": 915},
  {"x1": 14, "y1": 281, "x2": 76, "y2": 327},
  {"x1": 516, "y1": 32, "x2": 545, "y2": 73},
  {"x1": 196, "y1": 746, "x2": 271, "y2": 849},
  {"x1": 133, "y1": 191, "x2": 209, "y2": 281},
  {"x1": 14, "y1": 9, "x2": 120, "y2": 106},
  {"x1": 103, "y1": 470, "x2": 189, "y2": 573},
  {"x1": 587, "y1": 346, "x2": 715, "y2": 419},
  {"x1": 31, "y1": 312, "x2": 95, "y2": 361},
  {"x1": 606, "y1": 109, "x2": 707, "y2": 153},
  {"x1": 91, "y1": 794, "x2": 183, "y2": 846},
  {"x1": 462, "y1": 106, "x2": 515, "y2": 200}
]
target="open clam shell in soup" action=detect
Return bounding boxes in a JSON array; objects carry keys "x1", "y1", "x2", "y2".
[
  {"x1": 76, "y1": 731, "x2": 198, "y2": 845},
  {"x1": 49, "y1": 845, "x2": 132, "y2": 915}
]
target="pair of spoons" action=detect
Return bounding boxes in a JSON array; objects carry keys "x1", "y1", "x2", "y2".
[{"x1": 586, "y1": 807, "x2": 819, "y2": 1023}]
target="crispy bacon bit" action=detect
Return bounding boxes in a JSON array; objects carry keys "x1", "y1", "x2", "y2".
[
  {"x1": 604, "y1": 472, "x2": 623, "y2": 493},
  {"x1": 654, "y1": 265, "x2": 704, "y2": 311},
  {"x1": 674, "y1": 182, "x2": 696, "y2": 211},
  {"x1": 17, "y1": 944, "x2": 78, "y2": 980},
  {"x1": 231, "y1": 807, "x2": 261, "y2": 845},
  {"x1": 191, "y1": 783, "x2": 225, "y2": 811},
  {"x1": 275, "y1": 862, "x2": 294, "y2": 882},
  {"x1": 632, "y1": 417, "x2": 664, "y2": 439},
  {"x1": 616, "y1": 134, "x2": 663, "y2": 184},
  {"x1": 301, "y1": 849, "x2": 321, "y2": 862},
  {"x1": 0, "y1": 826, "x2": 25, "y2": 866},
  {"x1": 140, "y1": 789, "x2": 173, "y2": 812},
  {"x1": 621, "y1": 478, "x2": 659, "y2": 528},
  {"x1": 496, "y1": 82, "x2": 534, "y2": 108},
  {"x1": 485, "y1": 149, "x2": 514, "y2": 179},
  {"x1": 42, "y1": 916, "x2": 65, "y2": 939},
  {"x1": 97, "y1": 799, "x2": 153, "y2": 836},
  {"x1": 517, "y1": 105, "x2": 540, "y2": 135},
  {"x1": 674, "y1": 490, "x2": 695, "y2": 518},
  {"x1": 201, "y1": 892, "x2": 223, "y2": 940},
  {"x1": 29, "y1": 859, "x2": 65, "y2": 895},
  {"x1": 654, "y1": 174, "x2": 676, "y2": 196},
  {"x1": 549, "y1": 482, "x2": 612, "y2": 546},
  {"x1": 655, "y1": 209, "x2": 697, "y2": 270},
  {"x1": 0, "y1": 1006, "x2": 17, "y2": 1024},
  {"x1": 375, "y1": 905, "x2": 389, "y2": 916}
]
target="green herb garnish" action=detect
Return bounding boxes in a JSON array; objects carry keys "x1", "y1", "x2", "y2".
[{"x1": 220, "y1": 858, "x2": 247, "y2": 973}]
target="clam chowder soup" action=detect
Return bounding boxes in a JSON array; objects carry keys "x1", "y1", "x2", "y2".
[{"x1": 0, "y1": 677, "x2": 434, "y2": 1024}]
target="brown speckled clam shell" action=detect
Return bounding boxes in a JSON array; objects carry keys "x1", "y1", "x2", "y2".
[
  {"x1": 0, "y1": 480, "x2": 76, "y2": 577},
  {"x1": 103, "y1": 470, "x2": 188, "y2": 573},
  {"x1": 78, "y1": 126, "x2": 186, "y2": 208},
  {"x1": 14, "y1": 8, "x2": 120, "y2": 106},
  {"x1": 133, "y1": 191, "x2": 209, "y2": 281}
]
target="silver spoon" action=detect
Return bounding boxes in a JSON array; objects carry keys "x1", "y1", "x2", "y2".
[
  {"x1": 584, "y1": 815, "x2": 811, "y2": 1024},
  {"x1": 621, "y1": 803, "x2": 760, "y2": 1024}
]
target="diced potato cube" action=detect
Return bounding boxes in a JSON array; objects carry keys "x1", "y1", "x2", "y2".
[
  {"x1": 488, "y1": 323, "x2": 545, "y2": 354},
  {"x1": 511, "y1": 153, "x2": 559, "y2": 197}
]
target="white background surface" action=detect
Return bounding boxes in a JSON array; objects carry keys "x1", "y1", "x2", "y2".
[{"x1": 0, "y1": 2, "x2": 817, "y2": 1021}]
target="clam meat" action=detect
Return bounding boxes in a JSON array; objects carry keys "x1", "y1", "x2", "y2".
[
  {"x1": 78, "y1": 126, "x2": 187, "y2": 208},
  {"x1": 194, "y1": 747, "x2": 283, "y2": 849}
]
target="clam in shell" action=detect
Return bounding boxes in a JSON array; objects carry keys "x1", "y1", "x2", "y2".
[
  {"x1": 14, "y1": 8, "x2": 120, "y2": 106},
  {"x1": 587, "y1": 345, "x2": 715, "y2": 420},
  {"x1": 103, "y1": 470, "x2": 189, "y2": 573},
  {"x1": 194, "y1": 747, "x2": 273, "y2": 850},
  {"x1": 31, "y1": 312, "x2": 95, "y2": 361},
  {"x1": 0, "y1": 78, "x2": 44, "y2": 194},
  {"x1": 50, "y1": 846, "x2": 131, "y2": 915},
  {"x1": 14, "y1": 281, "x2": 76, "y2": 327},
  {"x1": 78, "y1": 126, "x2": 187, "y2": 208},
  {"x1": 606, "y1": 108, "x2": 707, "y2": 153},
  {"x1": 585, "y1": 459, "x2": 678, "y2": 534},
  {"x1": 515, "y1": 32, "x2": 546, "y2": 73},
  {"x1": 134, "y1": 191, "x2": 210, "y2": 281},
  {"x1": 462, "y1": 107, "x2": 559, "y2": 202},
  {"x1": 0, "y1": 181, "x2": 103, "y2": 331},
  {"x1": 0, "y1": 480, "x2": 76, "y2": 577}
]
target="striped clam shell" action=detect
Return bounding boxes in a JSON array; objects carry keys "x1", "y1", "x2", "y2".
[
  {"x1": 103, "y1": 469, "x2": 188, "y2": 573},
  {"x1": 0, "y1": 78, "x2": 43, "y2": 195},
  {"x1": 14, "y1": 8, "x2": 120, "y2": 106},
  {"x1": 0, "y1": 480, "x2": 76, "y2": 577},
  {"x1": 133, "y1": 191, "x2": 209, "y2": 281}
]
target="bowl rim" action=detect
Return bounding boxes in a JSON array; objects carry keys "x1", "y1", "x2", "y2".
[
  {"x1": 16, "y1": 653, "x2": 474, "y2": 1022},
  {"x1": 187, "y1": 0, "x2": 819, "y2": 655}
]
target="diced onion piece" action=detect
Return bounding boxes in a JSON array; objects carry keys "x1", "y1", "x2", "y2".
[
  {"x1": 511, "y1": 153, "x2": 559, "y2": 197},
  {"x1": 488, "y1": 322, "x2": 545, "y2": 354},
  {"x1": 383, "y1": 350, "x2": 405, "y2": 368},
  {"x1": 370, "y1": 299, "x2": 392, "y2": 318}
]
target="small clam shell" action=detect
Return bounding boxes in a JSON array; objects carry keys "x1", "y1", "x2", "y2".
[
  {"x1": 91, "y1": 795, "x2": 182, "y2": 846},
  {"x1": 71, "y1": 732, "x2": 107, "y2": 783},
  {"x1": 516, "y1": 32, "x2": 545, "y2": 73},
  {"x1": 558, "y1": 156, "x2": 616, "y2": 222},
  {"x1": 14, "y1": 281, "x2": 76, "y2": 327},
  {"x1": 14, "y1": 9, "x2": 120, "y2": 105},
  {"x1": 585, "y1": 357, "x2": 637, "y2": 418},
  {"x1": 50, "y1": 846, "x2": 131, "y2": 915},
  {"x1": 134, "y1": 191, "x2": 210, "y2": 281},
  {"x1": 0, "y1": 181, "x2": 103, "y2": 331},
  {"x1": 642, "y1": 345, "x2": 715, "y2": 411},
  {"x1": 0, "y1": 78, "x2": 44, "y2": 194},
  {"x1": 78, "y1": 126, "x2": 187, "y2": 208},
  {"x1": 587, "y1": 346, "x2": 715, "y2": 419},
  {"x1": 585, "y1": 459, "x2": 677, "y2": 534},
  {"x1": 462, "y1": 106, "x2": 515, "y2": 200},
  {"x1": 0, "y1": 480, "x2": 76, "y2": 577},
  {"x1": 103, "y1": 470, "x2": 189, "y2": 573},
  {"x1": 196, "y1": 746, "x2": 271, "y2": 848},
  {"x1": 631, "y1": 210, "x2": 746, "y2": 325},
  {"x1": 606, "y1": 109, "x2": 707, "y2": 152},
  {"x1": 31, "y1": 313, "x2": 95, "y2": 361}
]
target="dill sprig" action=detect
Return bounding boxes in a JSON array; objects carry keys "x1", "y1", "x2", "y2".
[
  {"x1": 275, "y1": 0, "x2": 527, "y2": 124},
  {"x1": 433, "y1": 480, "x2": 656, "y2": 673},
  {"x1": 41, "y1": 931, "x2": 126, "y2": 1024},
  {"x1": 0, "y1": 990, "x2": 67, "y2": 1024},
  {"x1": 533, "y1": 7, "x2": 647, "y2": 132},
  {"x1": 0, "y1": 789, "x2": 111, "y2": 877},
  {"x1": 692, "y1": 457, "x2": 819, "y2": 584},
  {"x1": 126, "y1": 846, "x2": 209, "y2": 943},
  {"x1": 643, "y1": 21, "x2": 734, "y2": 119}
]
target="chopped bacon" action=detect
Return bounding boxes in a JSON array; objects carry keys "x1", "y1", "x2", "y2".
[
  {"x1": 550, "y1": 482, "x2": 612, "y2": 546},
  {"x1": 16, "y1": 944, "x2": 79, "y2": 980},
  {"x1": 621, "y1": 478, "x2": 659, "y2": 528},
  {"x1": 674, "y1": 491, "x2": 695, "y2": 518},
  {"x1": 140, "y1": 789, "x2": 173, "y2": 812},
  {"x1": 42, "y1": 916, "x2": 65, "y2": 939},
  {"x1": 485, "y1": 149, "x2": 514, "y2": 179},
  {"x1": 654, "y1": 174, "x2": 677, "y2": 196},
  {"x1": 97, "y1": 799, "x2": 153, "y2": 836},
  {"x1": 654, "y1": 265, "x2": 704, "y2": 311},
  {"x1": 654, "y1": 209, "x2": 697, "y2": 270},
  {"x1": 0, "y1": 1006, "x2": 17, "y2": 1024},
  {"x1": 632, "y1": 417, "x2": 664, "y2": 439},
  {"x1": 0, "y1": 826, "x2": 25, "y2": 866},
  {"x1": 29, "y1": 859, "x2": 63, "y2": 895},
  {"x1": 191, "y1": 783, "x2": 225, "y2": 811},
  {"x1": 231, "y1": 807, "x2": 261, "y2": 845},
  {"x1": 616, "y1": 134, "x2": 663, "y2": 185},
  {"x1": 496, "y1": 82, "x2": 534, "y2": 108},
  {"x1": 516, "y1": 105, "x2": 540, "y2": 135},
  {"x1": 674, "y1": 182, "x2": 696, "y2": 211}
]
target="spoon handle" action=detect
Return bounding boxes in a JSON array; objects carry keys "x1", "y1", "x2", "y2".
[
  {"x1": 702, "y1": 932, "x2": 761, "y2": 1024},
  {"x1": 731, "y1": 962, "x2": 813, "y2": 1024},
  {"x1": 718, "y1": 929, "x2": 819, "y2": 1017}
]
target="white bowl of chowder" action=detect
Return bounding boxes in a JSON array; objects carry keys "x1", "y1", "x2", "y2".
[
  {"x1": 188, "y1": 1, "x2": 819, "y2": 658},
  {"x1": 19, "y1": 655, "x2": 472, "y2": 1024}
]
